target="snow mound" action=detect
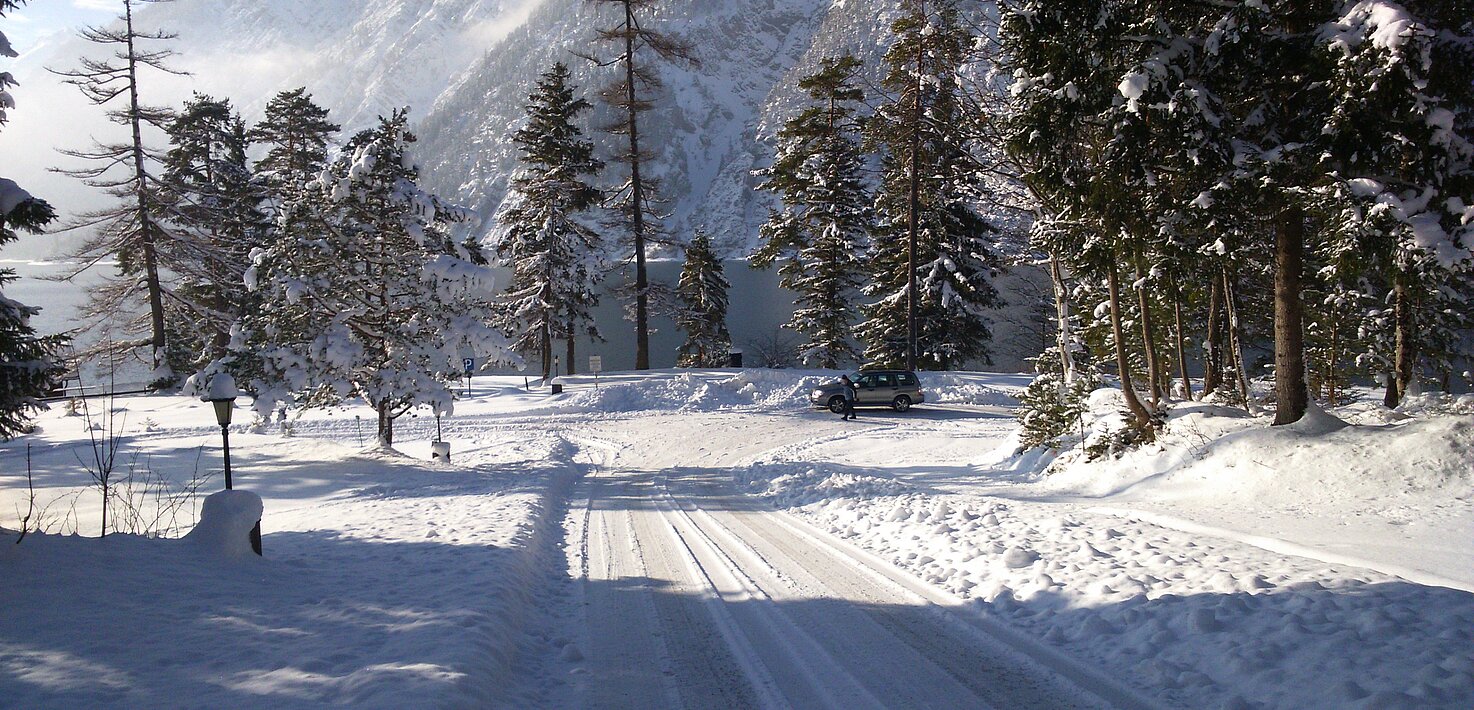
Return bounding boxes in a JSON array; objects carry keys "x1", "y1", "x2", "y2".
[
  {"x1": 1286, "y1": 401, "x2": 1349, "y2": 434},
  {"x1": 922, "y1": 373, "x2": 1019, "y2": 406},
  {"x1": 563, "y1": 371, "x2": 830, "y2": 413},
  {"x1": 736, "y1": 463, "x2": 910, "y2": 507},
  {"x1": 183, "y1": 490, "x2": 263, "y2": 557}
]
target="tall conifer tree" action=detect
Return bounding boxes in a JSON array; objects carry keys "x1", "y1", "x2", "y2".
[
  {"x1": 48, "y1": 0, "x2": 186, "y2": 386},
  {"x1": 249, "y1": 87, "x2": 340, "y2": 192},
  {"x1": 861, "y1": 0, "x2": 1000, "y2": 371},
  {"x1": 1, "y1": 0, "x2": 67, "y2": 438},
  {"x1": 160, "y1": 94, "x2": 267, "y2": 374},
  {"x1": 754, "y1": 55, "x2": 870, "y2": 369},
  {"x1": 495, "y1": 62, "x2": 605, "y2": 381},
  {"x1": 582, "y1": 0, "x2": 697, "y2": 370},
  {"x1": 675, "y1": 230, "x2": 730, "y2": 367},
  {"x1": 240, "y1": 110, "x2": 514, "y2": 445}
]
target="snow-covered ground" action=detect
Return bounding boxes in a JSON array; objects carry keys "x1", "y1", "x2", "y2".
[{"x1": 2, "y1": 369, "x2": 1471, "y2": 708}]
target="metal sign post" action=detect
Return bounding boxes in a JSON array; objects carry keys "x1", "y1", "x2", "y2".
[
  {"x1": 462, "y1": 357, "x2": 474, "y2": 396},
  {"x1": 589, "y1": 355, "x2": 602, "y2": 389}
]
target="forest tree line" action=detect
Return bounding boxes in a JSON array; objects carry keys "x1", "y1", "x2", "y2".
[{"x1": 3, "y1": 0, "x2": 1472, "y2": 445}]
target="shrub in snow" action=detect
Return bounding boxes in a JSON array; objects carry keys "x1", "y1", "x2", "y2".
[
  {"x1": 1015, "y1": 346, "x2": 1099, "y2": 451},
  {"x1": 184, "y1": 490, "x2": 263, "y2": 557}
]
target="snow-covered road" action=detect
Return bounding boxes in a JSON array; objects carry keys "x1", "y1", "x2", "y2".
[
  {"x1": 558, "y1": 413, "x2": 1139, "y2": 709},
  {"x1": 5, "y1": 370, "x2": 1470, "y2": 708}
]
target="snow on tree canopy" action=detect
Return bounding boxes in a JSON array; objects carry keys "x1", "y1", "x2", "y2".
[
  {"x1": 1324, "y1": 1, "x2": 1422, "y2": 55},
  {"x1": 235, "y1": 109, "x2": 515, "y2": 445},
  {"x1": 0, "y1": 177, "x2": 32, "y2": 216}
]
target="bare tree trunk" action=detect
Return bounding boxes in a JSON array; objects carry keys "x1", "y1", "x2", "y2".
[
  {"x1": 1133, "y1": 256, "x2": 1164, "y2": 407},
  {"x1": 376, "y1": 399, "x2": 393, "y2": 446},
  {"x1": 124, "y1": 1, "x2": 167, "y2": 381},
  {"x1": 1049, "y1": 252, "x2": 1076, "y2": 387},
  {"x1": 540, "y1": 321, "x2": 552, "y2": 381},
  {"x1": 1327, "y1": 320, "x2": 1340, "y2": 406},
  {"x1": 566, "y1": 315, "x2": 577, "y2": 376},
  {"x1": 1108, "y1": 263, "x2": 1153, "y2": 431},
  {"x1": 1174, "y1": 295, "x2": 1191, "y2": 401},
  {"x1": 904, "y1": 5, "x2": 924, "y2": 372},
  {"x1": 622, "y1": 1, "x2": 650, "y2": 370},
  {"x1": 1390, "y1": 271, "x2": 1416, "y2": 407},
  {"x1": 1223, "y1": 268, "x2": 1255, "y2": 415},
  {"x1": 1203, "y1": 277, "x2": 1223, "y2": 398},
  {"x1": 1273, "y1": 205, "x2": 1308, "y2": 425}
]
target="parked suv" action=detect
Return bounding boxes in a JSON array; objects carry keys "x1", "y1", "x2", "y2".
[{"x1": 810, "y1": 370, "x2": 925, "y2": 413}]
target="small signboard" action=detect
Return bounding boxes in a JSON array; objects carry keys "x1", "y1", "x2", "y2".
[
  {"x1": 462, "y1": 357, "x2": 475, "y2": 374},
  {"x1": 589, "y1": 355, "x2": 603, "y2": 373}
]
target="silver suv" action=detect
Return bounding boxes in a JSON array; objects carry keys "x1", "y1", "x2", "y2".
[{"x1": 810, "y1": 370, "x2": 925, "y2": 413}]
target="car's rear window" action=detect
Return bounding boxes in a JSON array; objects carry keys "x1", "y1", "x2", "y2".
[{"x1": 898, "y1": 373, "x2": 917, "y2": 386}]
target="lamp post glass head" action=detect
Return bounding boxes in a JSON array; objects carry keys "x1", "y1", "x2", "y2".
[
  {"x1": 202, "y1": 373, "x2": 241, "y2": 490},
  {"x1": 203, "y1": 373, "x2": 240, "y2": 426}
]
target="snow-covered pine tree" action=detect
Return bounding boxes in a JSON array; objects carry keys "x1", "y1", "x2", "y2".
[
  {"x1": 47, "y1": 0, "x2": 188, "y2": 387},
  {"x1": 1317, "y1": 0, "x2": 1474, "y2": 405},
  {"x1": 239, "y1": 109, "x2": 514, "y2": 445},
  {"x1": 753, "y1": 55, "x2": 869, "y2": 369},
  {"x1": 248, "y1": 87, "x2": 340, "y2": 193},
  {"x1": 1, "y1": 0, "x2": 67, "y2": 439},
  {"x1": 582, "y1": 0, "x2": 697, "y2": 370},
  {"x1": 860, "y1": 0, "x2": 1001, "y2": 371},
  {"x1": 160, "y1": 94, "x2": 268, "y2": 376},
  {"x1": 1001, "y1": 0, "x2": 1177, "y2": 433},
  {"x1": 675, "y1": 230, "x2": 730, "y2": 368},
  {"x1": 495, "y1": 62, "x2": 605, "y2": 381}
]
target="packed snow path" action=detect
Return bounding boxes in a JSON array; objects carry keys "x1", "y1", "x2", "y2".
[{"x1": 559, "y1": 413, "x2": 1140, "y2": 709}]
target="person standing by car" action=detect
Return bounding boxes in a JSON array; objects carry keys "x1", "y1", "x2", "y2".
[{"x1": 839, "y1": 375, "x2": 858, "y2": 421}]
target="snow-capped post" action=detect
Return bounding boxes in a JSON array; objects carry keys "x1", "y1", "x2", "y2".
[
  {"x1": 203, "y1": 373, "x2": 240, "y2": 491},
  {"x1": 430, "y1": 399, "x2": 450, "y2": 462},
  {"x1": 200, "y1": 372, "x2": 261, "y2": 555}
]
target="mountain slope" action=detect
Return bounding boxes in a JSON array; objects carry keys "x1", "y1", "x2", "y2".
[{"x1": 416, "y1": 0, "x2": 909, "y2": 256}]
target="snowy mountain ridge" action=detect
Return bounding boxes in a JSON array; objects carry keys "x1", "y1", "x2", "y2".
[{"x1": 8, "y1": 0, "x2": 955, "y2": 259}]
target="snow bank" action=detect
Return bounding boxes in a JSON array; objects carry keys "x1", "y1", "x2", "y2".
[
  {"x1": 559, "y1": 369, "x2": 1019, "y2": 414},
  {"x1": 563, "y1": 370, "x2": 829, "y2": 413},
  {"x1": 743, "y1": 446, "x2": 1474, "y2": 709},
  {"x1": 183, "y1": 490, "x2": 262, "y2": 557},
  {"x1": 736, "y1": 462, "x2": 910, "y2": 507}
]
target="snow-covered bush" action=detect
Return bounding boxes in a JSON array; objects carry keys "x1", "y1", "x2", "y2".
[{"x1": 1015, "y1": 347, "x2": 1099, "y2": 451}]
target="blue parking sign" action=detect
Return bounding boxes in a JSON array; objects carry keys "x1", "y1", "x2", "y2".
[{"x1": 462, "y1": 357, "x2": 474, "y2": 373}]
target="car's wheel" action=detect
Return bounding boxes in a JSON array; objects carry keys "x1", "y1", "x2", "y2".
[
  {"x1": 892, "y1": 395, "x2": 912, "y2": 412},
  {"x1": 828, "y1": 396, "x2": 846, "y2": 414}
]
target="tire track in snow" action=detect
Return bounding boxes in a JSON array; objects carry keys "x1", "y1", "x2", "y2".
[{"x1": 563, "y1": 412, "x2": 1142, "y2": 709}]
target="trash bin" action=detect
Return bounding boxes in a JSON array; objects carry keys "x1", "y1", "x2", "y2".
[
  {"x1": 551, "y1": 383, "x2": 564, "y2": 394},
  {"x1": 728, "y1": 349, "x2": 743, "y2": 368},
  {"x1": 431, "y1": 441, "x2": 451, "y2": 462}
]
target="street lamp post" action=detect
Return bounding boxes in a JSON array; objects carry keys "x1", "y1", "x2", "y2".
[
  {"x1": 202, "y1": 372, "x2": 261, "y2": 555},
  {"x1": 204, "y1": 373, "x2": 240, "y2": 490}
]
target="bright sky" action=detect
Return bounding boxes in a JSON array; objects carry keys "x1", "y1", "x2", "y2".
[{"x1": 4, "y1": 0, "x2": 121, "y2": 53}]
